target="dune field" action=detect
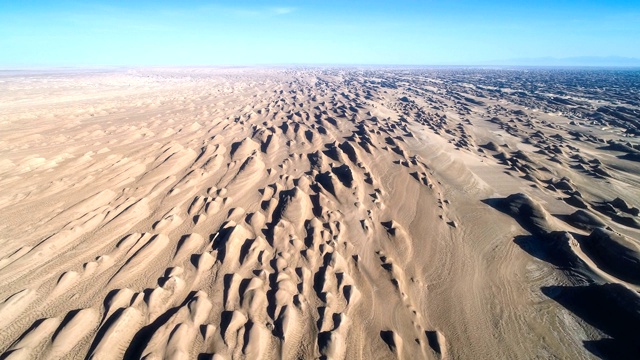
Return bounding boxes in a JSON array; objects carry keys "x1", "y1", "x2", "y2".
[{"x1": 0, "y1": 67, "x2": 639, "y2": 359}]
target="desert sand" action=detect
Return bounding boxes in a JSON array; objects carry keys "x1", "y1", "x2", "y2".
[{"x1": 0, "y1": 67, "x2": 639, "y2": 359}]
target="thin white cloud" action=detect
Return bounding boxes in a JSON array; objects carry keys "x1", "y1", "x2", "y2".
[
  {"x1": 195, "y1": 4, "x2": 296, "y2": 18},
  {"x1": 151, "y1": 4, "x2": 298, "y2": 19},
  {"x1": 272, "y1": 7, "x2": 296, "y2": 15}
]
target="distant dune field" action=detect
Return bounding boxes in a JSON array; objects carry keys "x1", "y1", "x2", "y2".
[{"x1": 1, "y1": 67, "x2": 639, "y2": 359}]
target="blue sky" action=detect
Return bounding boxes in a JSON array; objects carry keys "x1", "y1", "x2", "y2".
[{"x1": 1, "y1": 0, "x2": 639, "y2": 66}]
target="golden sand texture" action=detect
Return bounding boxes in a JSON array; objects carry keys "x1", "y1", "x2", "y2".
[{"x1": 1, "y1": 68, "x2": 639, "y2": 359}]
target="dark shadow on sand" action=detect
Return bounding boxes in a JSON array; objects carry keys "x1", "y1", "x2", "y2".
[
  {"x1": 542, "y1": 284, "x2": 640, "y2": 359},
  {"x1": 483, "y1": 196, "x2": 640, "y2": 359}
]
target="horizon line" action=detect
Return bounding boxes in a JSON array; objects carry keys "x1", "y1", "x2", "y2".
[{"x1": 2, "y1": 63, "x2": 640, "y2": 71}]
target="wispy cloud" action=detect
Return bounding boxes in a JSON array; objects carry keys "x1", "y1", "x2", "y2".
[
  {"x1": 192, "y1": 4, "x2": 297, "y2": 18},
  {"x1": 272, "y1": 7, "x2": 296, "y2": 15}
]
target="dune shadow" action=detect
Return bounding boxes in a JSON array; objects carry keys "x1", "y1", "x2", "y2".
[
  {"x1": 122, "y1": 291, "x2": 198, "y2": 359},
  {"x1": 542, "y1": 284, "x2": 640, "y2": 359},
  {"x1": 482, "y1": 197, "x2": 640, "y2": 359},
  {"x1": 483, "y1": 197, "x2": 588, "y2": 270},
  {"x1": 379, "y1": 330, "x2": 397, "y2": 351},
  {"x1": 513, "y1": 234, "x2": 557, "y2": 265}
]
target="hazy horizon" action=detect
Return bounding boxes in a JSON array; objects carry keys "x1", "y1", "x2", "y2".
[{"x1": 1, "y1": 1, "x2": 639, "y2": 67}]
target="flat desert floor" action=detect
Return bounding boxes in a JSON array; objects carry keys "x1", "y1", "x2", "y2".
[{"x1": 1, "y1": 68, "x2": 639, "y2": 359}]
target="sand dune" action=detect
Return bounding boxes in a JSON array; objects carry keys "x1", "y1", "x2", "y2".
[{"x1": 1, "y1": 67, "x2": 639, "y2": 359}]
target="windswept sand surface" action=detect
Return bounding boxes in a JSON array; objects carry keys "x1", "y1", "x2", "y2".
[{"x1": 1, "y1": 68, "x2": 639, "y2": 359}]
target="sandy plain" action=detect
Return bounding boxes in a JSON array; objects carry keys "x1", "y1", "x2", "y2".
[{"x1": 0, "y1": 67, "x2": 639, "y2": 359}]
